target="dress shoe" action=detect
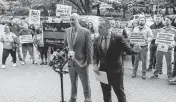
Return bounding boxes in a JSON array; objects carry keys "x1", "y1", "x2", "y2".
[
  {"x1": 142, "y1": 74, "x2": 146, "y2": 80},
  {"x1": 150, "y1": 75, "x2": 158, "y2": 79},
  {"x1": 69, "y1": 99, "x2": 76, "y2": 102},
  {"x1": 132, "y1": 73, "x2": 136, "y2": 78},
  {"x1": 146, "y1": 68, "x2": 152, "y2": 71}
]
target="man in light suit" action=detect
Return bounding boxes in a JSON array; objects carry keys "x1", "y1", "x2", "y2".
[
  {"x1": 65, "y1": 13, "x2": 93, "y2": 102},
  {"x1": 93, "y1": 18, "x2": 137, "y2": 102}
]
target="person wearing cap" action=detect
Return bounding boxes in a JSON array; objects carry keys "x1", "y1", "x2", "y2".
[
  {"x1": 151, "y1": 16, "x2": 176, "y2": 80},
  {"x1": 19, "y1": 23, "x2": 37, "y2": 65},
  {"x1": 131, "y1": 16, "x2": 153, "y2": 79},
  {"x1": 93, "y1": 18, "x2": 137, "y2": 102},
  {"x1": 147, "y1": 15, "x2": 164, "y2": 73},
  {"x1": 64, "y1": 13, "x2": 93, "y2": 102}
]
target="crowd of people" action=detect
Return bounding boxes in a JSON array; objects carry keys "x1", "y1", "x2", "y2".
[{"x1": 1, "y1": 13, "x2": 176, "y2": 102}]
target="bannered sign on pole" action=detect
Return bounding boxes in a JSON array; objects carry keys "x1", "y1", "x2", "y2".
[
  {"x1": 29, "y1": 9, "x2": 40, "y2": 25},
  {"x1": 56, "y1": 4, "x2": 72, "y2": 18}
]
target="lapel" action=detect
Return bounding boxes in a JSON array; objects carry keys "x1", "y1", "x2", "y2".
[
  {"x1": 106, "y1": 33, "x2": 115, "y2": 55},
  {"x1": 98, "y1": 36, "x2": 106, "y2": 57},
  {"x1": 73, "y1": 27, "x2": 82, "y2": 48},
  {"x1": 67, "y1": 28, "x2": 73, "y2": 50}
]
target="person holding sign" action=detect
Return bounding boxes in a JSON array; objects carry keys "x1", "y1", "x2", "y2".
[
  {"x1": 147, "y1": 15, "x2": 164, "y2": 72},
  {"x1": 19, "y1": 23, "x2": 37, "y2": 65},
  {"x1": 93, "y1": 19, "x2": 137, "y2": 102},
  {"x1": 151, "y1": 16, "x2": 176, "y2": 80},
  {"x1": 64, "y1": 13, "x2": 93, "y2": 102},
  {"x1": 131, "y1": 16, "x2": 153, "y2": 79}
]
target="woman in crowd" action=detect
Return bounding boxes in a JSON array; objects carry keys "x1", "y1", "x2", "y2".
[
  {"x1": 33, "y1": 28, "x2": 48, "y2": 65},
  {"x1": 0, "y1": 25, "x2": 17, "y2": 68},
  {"x1": 87, "y1": 22, "x2": 95, "y2": 34}
]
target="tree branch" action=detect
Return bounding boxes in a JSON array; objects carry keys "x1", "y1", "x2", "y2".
[
  {"x1": 67, "y1": 0, "x2": 85, "y2": 14},
  {"x1": 80, "y1": 0, "x2": 87, "y2": 13}
]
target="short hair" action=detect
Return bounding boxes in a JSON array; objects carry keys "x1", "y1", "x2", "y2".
[
  {"x1": 70, "y1": 13, "x2": 79, "y2": 20},
  {"x1": 99, "y1": 18, "x2": 111, "y2": 29},
  {"x1": 138, "y1": 15, "x2": 146, "y2": 21},
  {"x1": 163, "y1": 16, "x2": 172, "y2": 21}
]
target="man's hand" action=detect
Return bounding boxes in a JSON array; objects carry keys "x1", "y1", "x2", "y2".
[
  {"x1": 93, "y1": 65, "x2": 100, "y2": 75},
  {"x1": 68, "y1": 50, "x2": 75, "y2": 59},
  {"x1": 133, "y1": 44, "x2": 141, "y2": 52}
]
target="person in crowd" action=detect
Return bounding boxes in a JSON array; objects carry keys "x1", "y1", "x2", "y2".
[
  {"x1": 33, "y1": 28, "x2": 48, "y2": 65},
  {"x1": 79, "y1": 20, "x2": 87, "y2": 28},
  {"x1": 64, "y1": 13, "x2": 93, "y2": 102},
  {"x1": 8, "y1": 20, "x2": 23, "y2": 61},
  {"x1": 93, "y1": 18, "x2": 137, "y2": 102},
  {"x1": 19, "y1": 23, "x2": 37, "y2": 65},
  {"x1": 0, "y1": 25, "x2": 17, "y2": 68},
  {"x1": 87, "y1": 22, "x2": 95, "y2": 34},
  {"x1": 130, "y1": 20, "x2": 139, "y2": 66},
  {"x1": 147, "y1": 15, "x2": 164, "y2": 73},
  {"x1": 132, "y1": 16, "x2": 153, "y2": 79},
  {"x1": 150, "y1": 16, "x2": 176, "y2": 80},
  {"x1": 114, "y1": 19, "x2": 128, "y2": 38},
  {"x1": 169, "y1": 17, "x2": 176, "y2": 83}
]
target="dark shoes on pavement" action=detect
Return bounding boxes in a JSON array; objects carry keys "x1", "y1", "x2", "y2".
[
  {"x1": 142, "y1": 74, "x2": 146, "y2": 80},
  {"x1": 147, "y1": 68, "x2": 152, "y2": 72},
  {"x1": 132, "y1": 73, "x2": 136, "y2": 78},
  {"x1": 150, "y1": 75, "x2": 158, "y2": 79}
]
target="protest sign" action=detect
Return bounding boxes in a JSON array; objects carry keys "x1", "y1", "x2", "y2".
[
  {"x1": 152, "y1": 29, "x2": 161, "y2": 39},
  {"x1": 129, "y1": 33, "x2": 145, "y2": 45},
  {"x1": 43, "y1": 23, "x2": 70, "y2": 47},
  {"x1": 19, "y1": 35, "x2": 33, "y2": 44},
  {"x1": 155, "y1": 32, "x2": 175, "y2": 46},
  {"x1": 157, "y1": 43, "x2": 169, "y2": 52},
  {"x1": 111, "y1": 28, "x2": 123, "y2": 35},
  {"x1": 29, "y1": 9, "x2": 40, "y2": 25},
  {"x1": 56, "y1": 4, "x2": 72, "y2": 18}
]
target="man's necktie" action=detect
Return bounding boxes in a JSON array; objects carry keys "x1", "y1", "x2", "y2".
[{"x1": 102, "y1": 36, "x2": 107, "y2": 54}]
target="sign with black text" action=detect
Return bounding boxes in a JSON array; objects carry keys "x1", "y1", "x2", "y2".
[
  {"x1": 56, "y1": 4, "x2": 72, "y2": 18},
  {"x1": 19, "y1": 35, "x2": 33, "y2": 44},
  {"x1": 155, "y1": 32, "x2": 175, "y2": 46},
  {"x1": 43, "y1": 23, "x2": 70, "y2": 47},
  {"x1": 29, "y1": 9, "x2": 40, "y2": 25},
  {"x1": 129, "y1": 33, "x2": 145, "y2": 45}
]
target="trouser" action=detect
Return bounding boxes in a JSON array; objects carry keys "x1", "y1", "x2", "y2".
[
  {"x1": 149, "y1": 43, "x2": 156, "y2": 69},
  {"x1": 2, "y1": 49, "x2": 16, "y2": 65},
  {"x1": 172, "y1": 51, "x2": 176, "y2": 77},
  {"x1": 131, "y1": 55, "x2": 135, "y2": 66},
  {"x1": 68, "y1": 62, "x2": 91, "y2": 102},
  {"x1": 100, "y1": 72, "x2": 126, "y2": 102},
  {"x1": 39, "y1": 46, "x2": 48, "y2": 61},
  {"x1": 154, "y1": 50, "x2": 172, "y2": 77},
  {"x1": 148, "y1": 43, "x2": 163, "y2": 70},
  {"x1": 133, "y1": 46, "x2": 148, "y2": 75},
  {"x1": 22, "y1": 44, "x2": 35, "y2": 62},
  {"x1": 16, "y1": 46, "x2": 23, "y2": 61}
]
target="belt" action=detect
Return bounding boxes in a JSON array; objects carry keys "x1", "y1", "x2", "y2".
[{"x1": 141, "y1": 45, "x2": 148, "y2": 48}]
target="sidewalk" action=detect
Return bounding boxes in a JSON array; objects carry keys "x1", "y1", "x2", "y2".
[{"x1": 0, "y1": 59, "x2": 176, "y2": 102}]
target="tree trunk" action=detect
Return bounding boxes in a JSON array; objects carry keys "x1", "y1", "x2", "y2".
[
  {"x1": 173, "y1": 7, "x2": 176, "y2": 14},
  {"x1": 165, "y1": 7, "x2": 169, "y2": 15},
  {"x1": 97, "y1": 4, "x2": 100, "y2": 16}
]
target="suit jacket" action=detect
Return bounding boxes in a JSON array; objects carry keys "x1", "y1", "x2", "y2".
[
  {"x1": 93, "y1": 33, "x2": 135, "y2": 73},
  {"x1": 65, "y1": 26, "x2": 93, "y2": 68}
]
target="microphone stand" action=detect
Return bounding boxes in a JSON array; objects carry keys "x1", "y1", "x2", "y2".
[{"x1": 53, "y1": 57, "x2": 70, "y2": 102}]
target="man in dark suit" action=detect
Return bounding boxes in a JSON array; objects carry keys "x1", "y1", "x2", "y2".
[
  {"x1": 93, "y1": 18, "x2": 137, "y2": 102},
  {"x1": 65, "y1": 13, "x2": 93, "y2": 102}
]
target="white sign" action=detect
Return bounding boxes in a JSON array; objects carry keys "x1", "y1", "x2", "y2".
[
  {"x1": 56, "y1": 4, "x2": 72, "y2": 18},
  {"x1": 157, "y1": 43, "x2": 169, "y2": 52},
  {"x1": 19, "y1": 35, "x2": 33, "y2": 44},
  {"x1": 155, "y1": 32, "x2": 175, "y2": 46},
  {"x1": 94, "y1": 71, "x2": 109, "y2": 84},
  {"x1": 111, "y1": 28, "x2": 123, "y2": 35},
  {"x1": 130, "y1": 33, "x2": 145, "y2": 45},
  {"x1": 29, "y1": 9, "x2": 40, "y2": 25},
  {"x1": 100, "y1": 3, "x2": 113, "y2": 9}
]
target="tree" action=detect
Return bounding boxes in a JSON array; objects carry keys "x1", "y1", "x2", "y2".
[{"x1": 67, "y1": 0, "x2": 92, "y2": 15}]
